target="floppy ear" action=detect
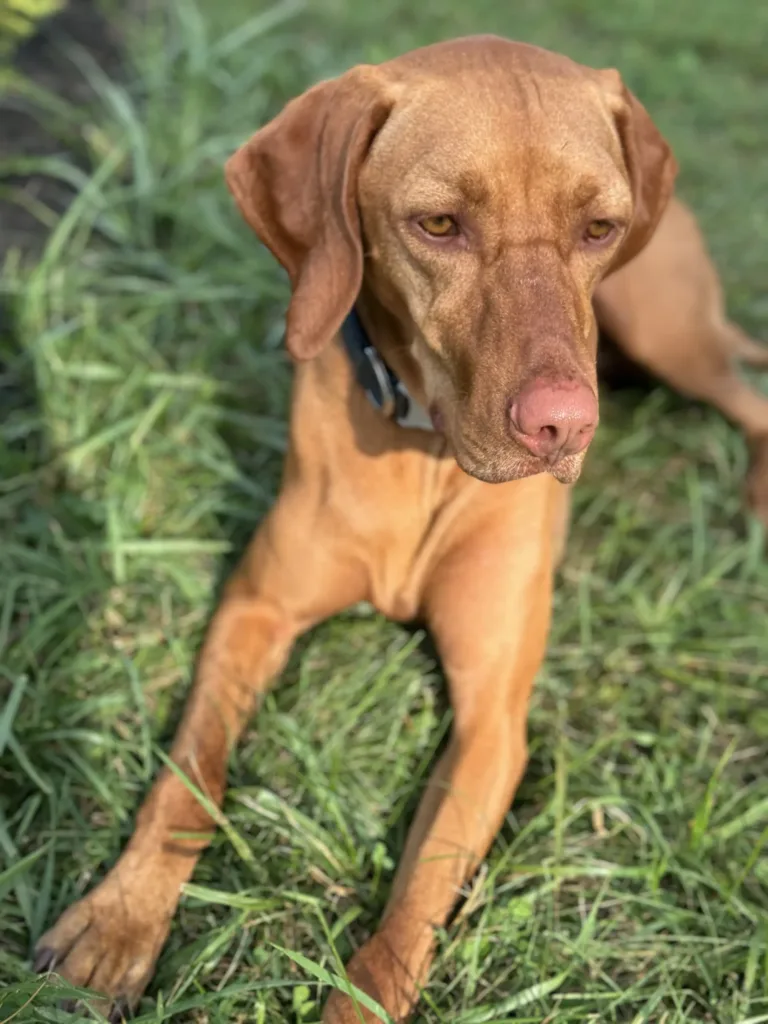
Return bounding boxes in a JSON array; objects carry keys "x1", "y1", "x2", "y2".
[
  {"x1": 600, "y1": 72, "x2": 678, "y2": 273},
  {"x1": 225, "y1": 67, "x2": 395, "y2": 361}
]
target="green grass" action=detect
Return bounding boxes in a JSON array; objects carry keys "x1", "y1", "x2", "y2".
[
  {"x1": 1, "y1": 0, "x2": 768, "y2": 1020},
  {"x1": 0, "y1": 0, "x2": 65, "y2": 59}
]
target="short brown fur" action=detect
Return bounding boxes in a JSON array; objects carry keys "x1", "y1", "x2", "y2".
[{"x1": 36, "y1": 35, "x2": 768, "y2": 1024}]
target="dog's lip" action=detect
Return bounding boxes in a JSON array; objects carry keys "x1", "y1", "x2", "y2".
[
  {"x1": 453, "y1": 434, "x2": 591, "y2": 485},
  {"x1": 524, "y1": 446, "x2": 589, "y2": 480}
]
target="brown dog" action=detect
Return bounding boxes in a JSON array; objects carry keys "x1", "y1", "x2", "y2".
[{"x1": 35, "y1": 35, "x2": 768, "y2": 1024}]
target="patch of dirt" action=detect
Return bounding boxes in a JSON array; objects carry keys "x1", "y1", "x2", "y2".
[{"x1": 0, "y1": 0, "x2": 124, "y2": 262}]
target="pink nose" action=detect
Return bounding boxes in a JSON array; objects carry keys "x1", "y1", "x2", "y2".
[{"x1": 508, "y1": 378, "x2": 598, "y2": 460}]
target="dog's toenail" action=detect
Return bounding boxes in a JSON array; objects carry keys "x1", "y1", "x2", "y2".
[{"x1": 33, "y1": 947, "x2": 57, "y2": 973}]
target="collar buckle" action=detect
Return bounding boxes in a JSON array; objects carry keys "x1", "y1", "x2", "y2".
[
  {"x1": 361, "y1": 345, "x2": 397, "y2": 418},
  {"x1": 341, "y1": 308, "x2": 434, "y2": 432}
]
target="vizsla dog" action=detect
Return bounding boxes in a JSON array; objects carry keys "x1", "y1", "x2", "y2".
[{"x1": 35, "y1": 35, "x2": 768, "y2": 1023}]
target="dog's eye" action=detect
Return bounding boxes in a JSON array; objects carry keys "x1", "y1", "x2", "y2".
[
  {"x1": 584, "y1": 219, "x2": 616, "y2": 243},
  {"x1": 419, "y1": 215, "x2": 459, "y2": 238}
]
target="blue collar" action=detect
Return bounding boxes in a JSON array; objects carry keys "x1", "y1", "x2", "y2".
[{"x1": 340, "y1": 308, "x2": 434, "y2": 431}]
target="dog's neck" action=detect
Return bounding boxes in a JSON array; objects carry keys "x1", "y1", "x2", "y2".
[{"x1": 345, "y1": 288, "x2": 434, "y2": 432}]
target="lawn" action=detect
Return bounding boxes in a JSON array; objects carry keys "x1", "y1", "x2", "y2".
[{"x1": 1, "y1": 0, "x2": 768, "y2": 1021}]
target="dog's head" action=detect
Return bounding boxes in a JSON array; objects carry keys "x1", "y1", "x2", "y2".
[{"x1": 226, "y1": 36, "x2": 676, "y2": 484}]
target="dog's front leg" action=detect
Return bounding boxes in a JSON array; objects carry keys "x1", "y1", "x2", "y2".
[
  {"x1": 324, "y1": 485, "x2": 560, "y2": 1023},
  {"x1": 35, "y1": 491, "x2": 367, "y2": 1018}
]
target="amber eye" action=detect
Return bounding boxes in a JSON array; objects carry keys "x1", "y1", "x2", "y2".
[
  {"x1": 419, "y1": 215, "x2": 459, "y2": 237},
  {"x1": 585, "y1": 219, "x2": 615, "y2": 243}
]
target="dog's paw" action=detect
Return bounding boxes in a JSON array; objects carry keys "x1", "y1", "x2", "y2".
[{"x1": 34, "y1": 876, "x2": 173, "y2": 1019}]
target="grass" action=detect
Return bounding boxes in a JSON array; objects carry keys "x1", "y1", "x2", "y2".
[
  {"x1": 1, "y1": 0, "x2": 768, "y2": 1020},
  {"x1": 0, "y1": 0, "x2": 65, "y2": 59}
]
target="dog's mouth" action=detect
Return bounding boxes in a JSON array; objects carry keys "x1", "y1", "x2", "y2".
[
  {"x1": 438, "y1": 417, "x2": 591, "y2": 485},
  {"x1": 456, "y1": 447, "x2": 588, "y2": 485},
  {"x1": 542, "y1": 450, "x2": 589, "y2": 484},
  {"x1": 429, "y1": 397, "x2": 593, "y2": 485}
]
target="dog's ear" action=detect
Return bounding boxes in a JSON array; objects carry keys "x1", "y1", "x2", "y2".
[
  {"x1": 225, "y1": 67, "x2": 395, "y2": 361},
  {"x1": 599, "y1": 71, "x2": 678, "y2": 273}
]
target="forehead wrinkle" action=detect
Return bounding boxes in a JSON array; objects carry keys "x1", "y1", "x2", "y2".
[
  {"x1": 456, "y1": 169, "x2": 491, "y2": 206},
  {"x1": 569, "y1": 180, "x2": 604, "y2": 208},
  {"x1": 560, "y1": 159, "x2": 632, "y2": 211},
  {"x1": 567, "y1": 179, "x2": 630, "y2": 213},
  {"x1": 396, "y1": 171, "x2": 464, "y2": 212},
  {"x1": 396, "y1": 151, "x2": 500, "y2": 212},
  {"x1": 370, "y1": 84, "x2": 631, "y2": 222}
]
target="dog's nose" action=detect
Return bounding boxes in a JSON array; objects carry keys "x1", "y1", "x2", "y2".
[{"x1": 508, "y1": 379, "x2": 597, "y2": 460}]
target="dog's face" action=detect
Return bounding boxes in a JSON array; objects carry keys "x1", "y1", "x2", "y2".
[
  {"x1": 226, "y1": 37, "x2": 676, "y2": 484},
  {"x1": 357, "y1": 63, "x2": 639, "y2": 484}
]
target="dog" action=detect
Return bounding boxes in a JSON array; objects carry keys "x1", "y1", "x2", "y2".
[{"x1": 34, "y1": 35, "x2": 768, "y2": 1023}]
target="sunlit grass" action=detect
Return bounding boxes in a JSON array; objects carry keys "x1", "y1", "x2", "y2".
[{"x1": 1, "y1": 0, "x2": 767, "y2": 1020}]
